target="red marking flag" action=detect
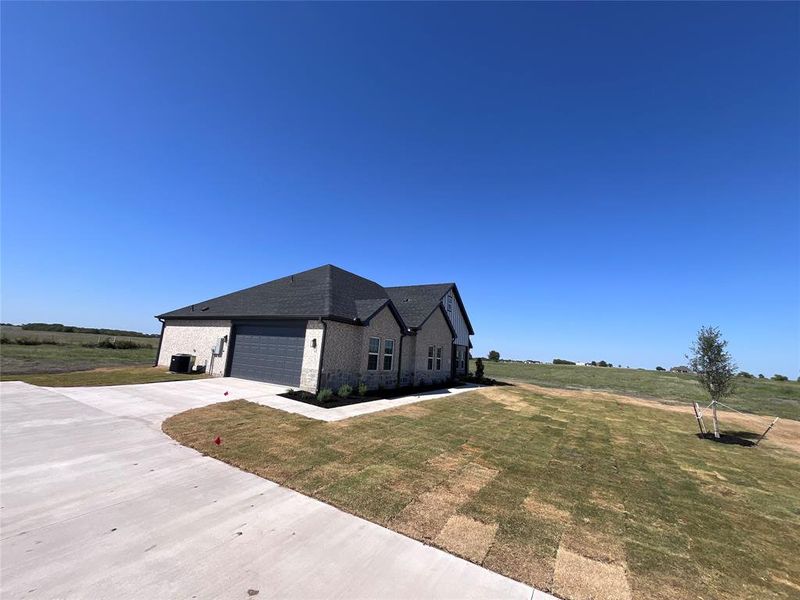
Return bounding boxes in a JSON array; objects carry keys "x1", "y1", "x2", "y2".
[{"x1": 214, "y1": 436, "x2": 221, "y2": 445}]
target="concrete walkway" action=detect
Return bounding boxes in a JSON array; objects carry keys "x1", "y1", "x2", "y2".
[
  {"x1": 47, "y1": 377, "x2": 481, "y2": 423},
  {"x1": 0, "y1": 380, "x2": 550, "y2": 599}
]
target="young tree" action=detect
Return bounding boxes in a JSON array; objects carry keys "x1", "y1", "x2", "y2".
[
  {"x1": 687, "y1": 326, "x2": 737, "y2": 439},
  {"x1": 488, "y1": 350, "x2": 500, "y2": 362}
]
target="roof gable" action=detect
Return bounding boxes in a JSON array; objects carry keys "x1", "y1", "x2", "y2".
[{"x1": 384, "y1": 284, "x2": 452, "y2": 329}]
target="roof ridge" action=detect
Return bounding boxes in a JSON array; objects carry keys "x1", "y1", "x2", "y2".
[
  {"x1": 323, "y1": 264, "x2": 334, "y2": 316},
  {"x1": 385, "y1": 283, "x2": 454, "y2": 290}
]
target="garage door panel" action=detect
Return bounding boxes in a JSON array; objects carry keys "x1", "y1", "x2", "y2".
[{"x1": 229, "y1": 321, "x2": 306, "y2": 386}]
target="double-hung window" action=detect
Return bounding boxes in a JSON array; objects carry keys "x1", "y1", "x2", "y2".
[
  {"x1": 367, "y1": 337, "x2": 380, "y2": 371},
  {"x1": 383, "y1": 339, "x2": 395, "y2": 370},
  {"x1": 427, "y1": 345, "x2": 435, "y2": 370},
  {"x1": 435, "y1": 346, "x2": 442, "y2": 370}
]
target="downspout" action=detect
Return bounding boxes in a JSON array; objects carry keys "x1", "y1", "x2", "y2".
[
  {"x1": 315, "y1": 318, "x2": 328, "y2": 393},
  {"x1": 154, "y1": 318, "x2": 165, "y2": 367},
  {"x1": 396, "y1": 332, "x2": 405, "y2": 389}
]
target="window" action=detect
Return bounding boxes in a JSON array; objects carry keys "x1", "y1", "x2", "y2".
[
  {"x1": 383, "y1": 339, "x2": 395, "y2": 370},
  {"x1": 446, "y1": 294, "x2": 453, "y2": 312},
  {"x1": 367, "y1": 337, "x2": 380, "y2": 370},
  {"x1": 427, "y1": 345, "x2": 434, "y2": 370},
  {"x1": 435, "y1": 346, "x2": 442, "y2": 370},
  {"x1": 456, "y1": 347, "x2": 465, "y2": 370}
]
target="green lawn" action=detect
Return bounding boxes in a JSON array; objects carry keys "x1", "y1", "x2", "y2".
[
  {"x1": 1, "y1": 325, "x2": 159, "y2": 348},
  {"x1": 1, "y1": 366, "x2": 207, "y2": 387},
  {"x1": 164, "y1": 387, "x2": 800, "y2": 600},
  {"x1": 474, "y1": 361, "x2": 800, "y2": 420},
  {"x1": 1, "y1": 324, "x2": 159, "y2": 374}
]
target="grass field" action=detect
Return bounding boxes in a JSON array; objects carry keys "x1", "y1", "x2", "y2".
[
  {"x1": 475, "y1": 361, "x2": 800, "y2": 421},
  {"x1": 164, "y1": 384, "x2": 800, "y2": 600},
  {"x1": 1, "y1": 325, "x2": 158, "y2": 374},
  {"x1": 2, "y1": 366, "x2": 207, "y2": 387}
]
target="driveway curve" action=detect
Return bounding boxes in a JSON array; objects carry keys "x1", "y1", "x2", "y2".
[{"x1": 1, "y1": 379, "x2": 542, "y2": 599}]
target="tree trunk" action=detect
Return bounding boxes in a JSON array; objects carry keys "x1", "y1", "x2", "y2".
[{"x1": 712, "y1": 400, "x2": 720, "y2": 439}]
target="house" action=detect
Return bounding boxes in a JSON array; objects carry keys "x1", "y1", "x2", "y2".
[
  {"x1": 154, "y1": 265, "x2": 474, "y2": 393},
  {"x1": 670, "y1": 366, "x2": 691, "y2": 373}
]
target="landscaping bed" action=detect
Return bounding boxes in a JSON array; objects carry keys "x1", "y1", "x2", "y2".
[{"x1": 280, "y1": 381, "x2": 464, "y2": 409}]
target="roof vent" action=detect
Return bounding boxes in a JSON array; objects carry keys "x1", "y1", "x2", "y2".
[{"x1": 200, "y1": 306, "x2": 209, "y2": 312}]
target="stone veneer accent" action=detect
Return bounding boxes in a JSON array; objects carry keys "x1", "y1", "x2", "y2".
[{"x1": 157, "y1": 320, "x2": 232, "y2": 377}]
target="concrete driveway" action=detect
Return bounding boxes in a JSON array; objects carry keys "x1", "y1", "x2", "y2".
[{"x1": 1, "y1": 379, "x2": 544, "y2": 599}]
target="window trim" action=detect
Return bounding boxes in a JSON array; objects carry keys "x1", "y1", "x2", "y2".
[
  {"x1": 383, "y1": 338, "x2": 395, "y2": 371},
  {"x1": 435, "y1": 346, "x2": 442, "y2": 371},
  {"x1": 427, "y1": 345, "x2": 434, "y2": 370},
  {"x1": 367, "y1": 336, "x2": 380, "y2": 371}
]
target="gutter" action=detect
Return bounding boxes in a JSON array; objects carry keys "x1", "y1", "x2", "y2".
[
  {"x1": 396, "y1": 332, "x2": 405, "y2": 389},
  {"x1": 153, "y1": 318, "x2": 165, "y2": 367}
]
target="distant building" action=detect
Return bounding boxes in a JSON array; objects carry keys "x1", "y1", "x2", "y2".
[{"x1": 670, "y1": 366, "x2": 691, "y2": 373}]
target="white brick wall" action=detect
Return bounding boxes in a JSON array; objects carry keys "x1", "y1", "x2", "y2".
[
  {"x1": 157, "y1": 320, "x2": 232, "y2": 376},
  {"x1": 299, "y1": 321, "x2": 324, "y2": 393}
]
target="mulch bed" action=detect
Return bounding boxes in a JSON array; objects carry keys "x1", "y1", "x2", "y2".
[{"x1": 280, "y1": 382, "x2": 462, "y2": 409}]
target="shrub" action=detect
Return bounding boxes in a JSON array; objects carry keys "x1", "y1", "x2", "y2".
[
  {"x1": 0, "y1": 334, "x2": 10, "y2": 344},
  {"x1": 656, "y1": 366, "x2": 665, "y2": 371},
  {"x1": 15, "y1": 337, "x2": 42, "y2": 345},
  {"x1": 758, "y1": 374, "x2": 765, "y2": 379},
  {"x1": 357, "y1": 381, "x2": 368, "y2": 397},
  {"x1": 338, "y1": 384, "x2": 353, "y2": 398},
  {"x1": 95, "y1": 338, "x2": 147, "y2": 350},
  {"x1": 772, "y1": 374, "x2": 789, "y2": 382},
  {"x1": 488, "y1": 350, "x2": 500, "y2": 362},
  {"x1": 737, "y1": 371, "x2": 754, "y2": 379},
  {"x1": 317, "y1": 388, "x2": 333, "y2": 403},
  {"x1": 475, "y1": 358, "x2": 485, "y2": 380},
  {"x1": 113, "y1": 339, "x2": 146, "y2": 349},
  {"x1": 553, "y1": 358, "x2": 575, "y2": 365},
  {"x1": 598, "y1": 360, "x2": 609, "y2": 367}
]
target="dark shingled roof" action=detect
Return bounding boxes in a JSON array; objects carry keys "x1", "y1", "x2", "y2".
[
  {"x1": 384, "y1": 284, "x2": 452, "y2": 328},
  {"x1": 157, "y1": 264, "x2": 473, "y2": 335},
  {"x1": 157, "y1": 265, "x2": 389, "y2": 322}
]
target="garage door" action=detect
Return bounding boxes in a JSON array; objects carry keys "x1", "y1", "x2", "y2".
[{"x1": 229, "y1": 321, "x2": 306, "y2": 386}]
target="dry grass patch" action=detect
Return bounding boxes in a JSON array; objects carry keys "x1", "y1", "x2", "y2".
[
  {"x1": 434, "y1": 515, "x2": 499, "y2": 563},
  {"x1": 559, "y1": 527, "x2": 626, "y2": 565},
  {"x1": 478, "y1": 387, "x2": 539, "y2": 416},
  {"x1": 523, "y1": 493, "x2": 572, "y2": 524},
  {"x1": 553, "y1": 547, "x2": 631, "y2": 600},
  {"x1": 484, "y1": 541, "x2": 555, "y2": 592},
  {"x1": 392, "y1": 461, "x2": 498, "y2": 540}
]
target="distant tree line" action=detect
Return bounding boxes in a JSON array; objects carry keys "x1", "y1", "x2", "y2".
[{"x1": 18, "y1": 323, "x2": 159, "y2": 338}]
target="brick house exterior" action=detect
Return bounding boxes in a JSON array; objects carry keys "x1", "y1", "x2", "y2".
[{"x1": 155, "y1": 265, "x2": 474, "y2": 393}]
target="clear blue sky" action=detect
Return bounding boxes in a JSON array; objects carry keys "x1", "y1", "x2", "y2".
[{"x1": 2, "y1": 2, "x2": 798, "y2": 376}]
